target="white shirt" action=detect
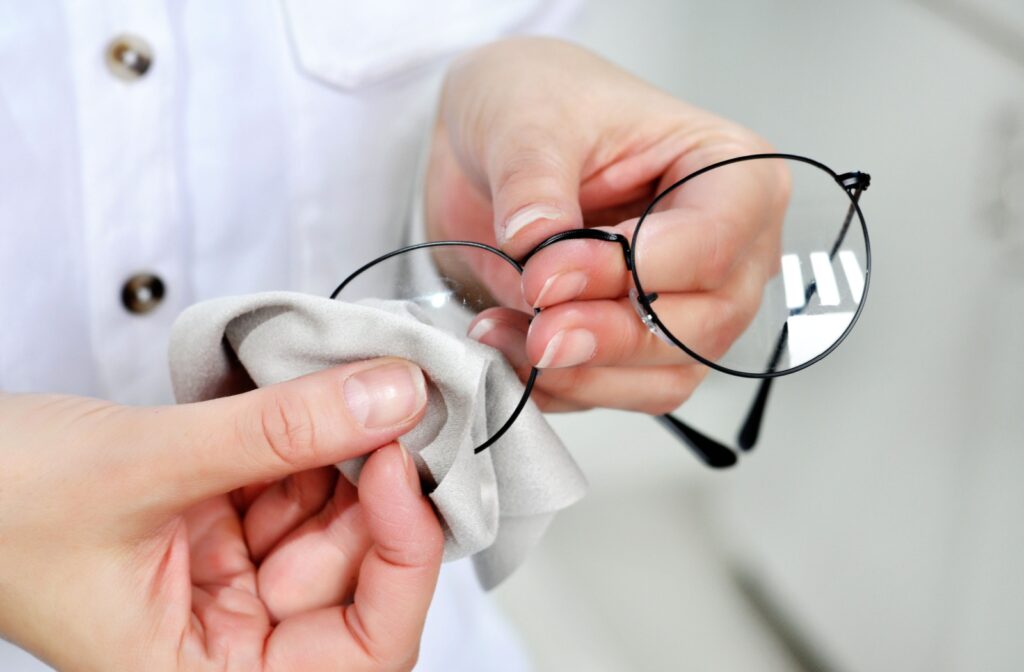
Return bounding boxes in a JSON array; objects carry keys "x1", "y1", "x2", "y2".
[{"x1": 0, "y1": 1, "x2": 574, "y2": 669}]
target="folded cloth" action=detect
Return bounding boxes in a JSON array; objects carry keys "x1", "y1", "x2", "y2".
[{"x1": 168, "y1": 291, "x2": 587, "y2": 589}]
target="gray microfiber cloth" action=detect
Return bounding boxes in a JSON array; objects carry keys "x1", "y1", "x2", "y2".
[{"x1": 168, "y1": 291, "x2": 587, "y2": 589}]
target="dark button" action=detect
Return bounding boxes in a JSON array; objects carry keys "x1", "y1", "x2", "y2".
[
  {"x1": 105, "y1": 34, "x2": 153, "y2": 81},
  {"x1": 121, "y1": 273, "x2": 165, "y2": 314}
]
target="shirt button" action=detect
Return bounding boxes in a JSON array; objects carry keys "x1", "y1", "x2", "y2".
[
  {"x1": 105, "y1": 34, "x2": 153, "y2": 81},
  {"x1": 121, "y1": 273, "x2": 165, "y2": 315}
]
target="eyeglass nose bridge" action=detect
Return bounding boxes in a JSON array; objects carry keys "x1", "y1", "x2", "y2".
[
  {"x1": 523, "y1": 228, "x2": 681, "y2": 346},
  {"x1": 520, "y1": 228, "x2": 634, "y2": 269}
]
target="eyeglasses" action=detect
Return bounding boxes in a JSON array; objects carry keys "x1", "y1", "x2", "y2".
[{"x1": 330, "y1": 153, "x2": 871, "y2": 468}]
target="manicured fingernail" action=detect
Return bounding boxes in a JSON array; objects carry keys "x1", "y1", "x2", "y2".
[
  {"x1": 534, "y1": 271, "x2": 588, "y2": 307},
  {"x1": 468, "y1": 318, "x2": 497, "y2": 341},
  {"x1": 344, "y1": 361, "x2": 427, "y2": 429},
  {"x1": 504, "y1": 204, "x2": 562, "y2": 243},
  {"x1": 536, "y1": 328, "x2": 598, "y2": 368}
]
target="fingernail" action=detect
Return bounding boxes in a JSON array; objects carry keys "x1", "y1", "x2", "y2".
[
  {"x1": 534, "y1": 271, "x2": 588, "y2": 307},
  {"x1": 504, "y1": 204, "x2": 562, "y2": 243},
  {"x1": 469, "y1": 318, "x2": 529, "y2": 370},
  {"x1": 344, "y1": 361, "x2": 427, "y2": 429},
  {"x1": 398, "y1": 443, "x2": 422, "y2": 494},
  {"x1": 468, "y1": 318, "x2": 497, "y2": 341},
  {"x1": 536, "y1": 328, "x2": 598, "y2": 368}
]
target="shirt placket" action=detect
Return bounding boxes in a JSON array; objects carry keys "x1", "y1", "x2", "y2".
[{"x1": 65, "y1": 0, "x2": 188, "y2": 404}]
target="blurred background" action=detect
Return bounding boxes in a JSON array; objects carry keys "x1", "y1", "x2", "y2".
[{"x1": 492, "y1": 1, "x2": 1024, "y2": 670}]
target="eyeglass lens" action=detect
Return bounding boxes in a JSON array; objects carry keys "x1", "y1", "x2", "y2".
[{"x1": 632, "y1": 156, "x2": 869, "y2": 376}]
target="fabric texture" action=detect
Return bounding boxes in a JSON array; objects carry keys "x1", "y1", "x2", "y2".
[{"x1": 169, "y1": 291, "x2": 587, "y2": 589}]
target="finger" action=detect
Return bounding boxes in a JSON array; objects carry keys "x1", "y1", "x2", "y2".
[
  {"x1": 521, "y1": 210, "x2": 756, "y2": 309},
  {"x1": 627, "y1": 146, "x2": 787, "y2": 291},
  {"x1": 487, "y1": 127, "x2": 585, "y2": 259},
  {"x1": 230, "y1": 481, "x2": 275, "y2": 514},
  {"x1": 139, "y1": 358, "x2": 428, "y2": 509},
  {"x1": 264, "y1": 444, "x2": 442, "y2": 671},
  {"x1": 522, "y1": 154, "x2": 786, "y2": 307},
  {"x1": 533, "y1": 364, "x2": 708, "y2": 415},
  {"x1": 529, "y1": 387, "x2": 593, "y2": 413},
  {"x1": 522, "y1": 232, "x2": 630, "y2": 307},
  {"x1": 526, "y1": 278, "x2": 762, "y2": 369},
  {"x1": 189, "y1": 584, "x2": 269, "y2": 667},
  {"x1": 469, "y1": 309, "x2": 587, "y2": 411},
  {"x1": 468, "y1": 307, "x2": 532, "y2": 365},
  {"x1": 467, "y1": 307, "x2": 537, "y2": 383},
  {"x1": 470, "y1": 309, "x2": 707, "y2": 414},
  {"x1": 242, "y1": 467, "x2": 337, "y2": 562},
  {"x1": 345, "y1": 443, "x2": 443, "y2": 662},
  {"x1": 184, "y1": 495, "x2": 256, "y2": 593},
  {"x1": 256, "y1": 475, "x2": 369, "y2": 623}
]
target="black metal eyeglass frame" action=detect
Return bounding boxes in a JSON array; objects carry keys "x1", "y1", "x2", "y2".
[{"x1": 330, "y1": 153, "x2": 871, "y2": 469}]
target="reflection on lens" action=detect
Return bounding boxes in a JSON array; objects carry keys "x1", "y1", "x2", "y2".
[
  {"x1": 632, "y1": 156, "x2": 869, "y2": 376},
  {"x1": 332, "y1": 243, "x2": 535, "y2": 452}
]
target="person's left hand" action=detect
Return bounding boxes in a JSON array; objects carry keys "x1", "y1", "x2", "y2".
[{"x1": 425, "y1": 37, "x2": 788, "y2": 414}]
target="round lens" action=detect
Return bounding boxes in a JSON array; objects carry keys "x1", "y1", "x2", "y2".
[
  {"x1": 331, "y1": 242, "x2": 535, "y2": 451},
  {"x1": 631, "y1": 155, "x2": 870, "y2": 376}
]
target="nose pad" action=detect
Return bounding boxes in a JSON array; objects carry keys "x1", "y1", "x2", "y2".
[{"x1": 629, "y1": 288, "x2": 675, "y2": 346}]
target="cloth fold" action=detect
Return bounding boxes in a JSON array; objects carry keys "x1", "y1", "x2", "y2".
[{"x1": 168, "y1": 291, "x2": 587, "y2": 588}]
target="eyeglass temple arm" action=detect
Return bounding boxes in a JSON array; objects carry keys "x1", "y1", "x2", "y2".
[
  {"x1": 738, "y1": 342, "x2": 783, "y2": 451},
  {"x1": 656, "y1": 413, "x2": 739, "y2": 468},
  {"x1": 737, "y1": 174, "x2": 868, "y2": 452},
  {"x1": 658, "y1": 323, "x2": 786, "y2": 466}
]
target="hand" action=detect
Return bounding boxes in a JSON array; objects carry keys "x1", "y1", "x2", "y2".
[
  {"x1": 426, "y1": 37, "x2": 787, "y2": 414},
  {"x1": 0, "y1": 359, "x2": 442, "y2": 672}
]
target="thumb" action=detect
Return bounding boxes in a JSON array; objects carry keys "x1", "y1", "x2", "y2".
[
  {"x1": 262, "y1": 443, "x2": 443, "y2": 669},
  {"x1": 138, "y1": 358, "x2": 427, "y2": 507},
  {"x1": 487, "y1": 130, "x2": 584, "y2": 260},
  {"x1": 345, "y1": 442, "x2": 444, "y2": 664}
]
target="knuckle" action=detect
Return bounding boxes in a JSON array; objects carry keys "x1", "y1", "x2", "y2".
[
  {"x1": 255, "y1": 392, "x2": 319, "y2": 469},
  {"x1": 717, "y1": 125, "x2": 775, "y2": 156},
  {"x1": 497, "y1": 136, "x2": 570, "y2": 186},
  {"x1": 614, "y1": 304, "x2": 648, "y2": 361},
  {"x1": 342, "y1": 606, "x2": 419, "y2": 672}
]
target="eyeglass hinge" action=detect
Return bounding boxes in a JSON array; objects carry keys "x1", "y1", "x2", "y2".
[{"x1": 837, "y1": 171, "x2": 871, "y2": 192}]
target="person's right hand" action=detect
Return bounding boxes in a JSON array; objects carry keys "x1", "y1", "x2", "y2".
[
  {"x1": 426, "y1": 38, "x2": 785, "y2": 415},
  {"x1": 0, "y1": 358, "x2": 442, "y2": 672}
]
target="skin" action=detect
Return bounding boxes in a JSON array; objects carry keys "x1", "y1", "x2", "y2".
[
  {"x1": 0, "y1": 36, "x2": 786, "y2": 670},
  {"x1": 426, "y1": 38, "x2": 788, "y2": 413},
  {"x1": 0, "y1": 359, "x2": 442, "y2": 671}
]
